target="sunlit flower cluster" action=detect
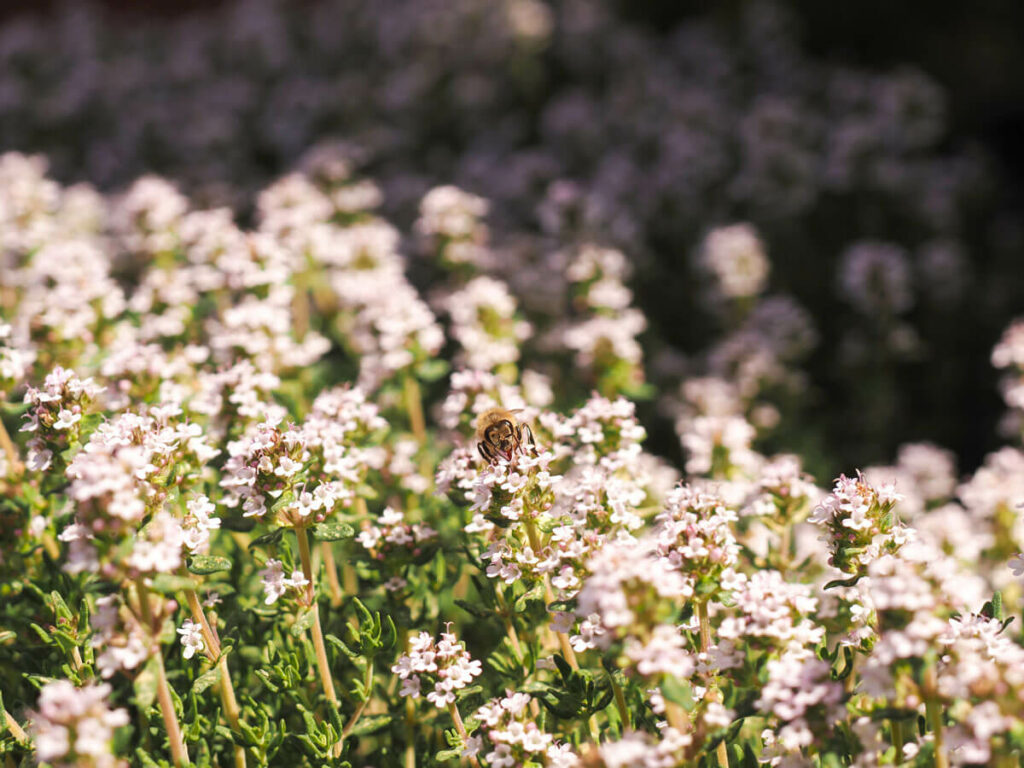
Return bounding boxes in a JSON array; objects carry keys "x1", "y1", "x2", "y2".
[
  {"x1": 28, "y1": 680, "x2": 129, "y2": 768},
  {"x1": 392, "y1": 627, "x2": 483, "y2": 708},
  {"x1": 810, "y1": 472, "x2": 909, "y2": 576},
  {"x1": 0, "y1": 6, "x2": 1021, "y2": 764}
]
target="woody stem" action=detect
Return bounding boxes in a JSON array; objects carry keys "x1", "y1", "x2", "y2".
[
  {"x1": 135, "y1": 579, "x2": 190, "y2": 767},
  {"x1": 184, "y1": 589, "x2": 246, "y2": 768},
  {"x1": 447, "y1": 702, "x2": 481, "y2": 768},
  {"x1": 697, "y1": 601, "x2": 729, "y2": 768},
  {"x1": 0, "y1": 417, "x2": 22, "y2": 476},
  {"x1": 403, "y1": 374, "x2": 427, "y2": 444},
  {"x1": 295, "y1": 526, "x2": 339, "y2": 707}
]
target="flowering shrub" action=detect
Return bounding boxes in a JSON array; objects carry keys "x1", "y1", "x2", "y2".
[
  {"x1": 1, "y1": 149, "x2": 1023, "y2": 768},
  {"x1": 0, "y1": 3, "x2": 1023, "y2": 767}
]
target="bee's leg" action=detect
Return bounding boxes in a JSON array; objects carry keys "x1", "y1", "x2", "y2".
[{"x1": 478, "y1": 442, "x2": 496, "y2": 464}]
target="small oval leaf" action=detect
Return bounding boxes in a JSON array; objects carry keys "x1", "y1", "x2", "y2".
[
  {"x1": 188, "y1": 555, "x2": 232, "y2": 575},
  {"x1": 192, "y1": 666, "x2": 222, "y2": 695},
  {"x1": 291, "y1": 608, "x2": 317, "y2": 637},
  {"x1": 349, "y1": 713, "x2": 392, "y2": 737},
  {"x1": 311, "y1": 522, "x2": 355, "y2": 542}
]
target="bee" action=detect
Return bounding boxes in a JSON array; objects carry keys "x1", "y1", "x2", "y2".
[{"x1": 475, "y1": 407, "x2": 536, "y2": 464}]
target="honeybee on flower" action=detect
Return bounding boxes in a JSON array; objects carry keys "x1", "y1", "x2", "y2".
[{"x1": 475, "y1": 407, "x2": 536, "y2": 464}]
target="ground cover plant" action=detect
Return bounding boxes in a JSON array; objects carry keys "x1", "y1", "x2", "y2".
[
  {"x1": 3, "y1": 1, "x2": 1024, "y2": 767},
  {"x1": 1, "y1": 148, "x2": 1024, "y2": 767}
]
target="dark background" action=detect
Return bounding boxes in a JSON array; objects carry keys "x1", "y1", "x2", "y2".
[
  {"x1": 2, "y1": 0, "x2": 1022, "y2": 479},
  {"x1": 5, "y1": 0, "x2": 1020, "y2": 189}
]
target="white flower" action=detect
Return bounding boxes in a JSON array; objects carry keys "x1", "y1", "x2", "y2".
[
  {"x1": 260, "y1": 559, "x2": 288, "y2": 604},
  {"x1": 177, "y1": 619, "x2": 205, "y2": 660},
  {"x1": 462, "y1": 735, "x2": 483, "y2": 759},
  {"x1": 53, "y1": 409, "x2": 81, "y2": 430},
  {"x1": 698, "y1": 223, "x2": 770, "y2": 299},
  {"x1": 285, "y1": 569, "x2": 310, "y2": 591},
  {"x1": 1010, "y1": 554, "x2": 1024, "y2": 577}
]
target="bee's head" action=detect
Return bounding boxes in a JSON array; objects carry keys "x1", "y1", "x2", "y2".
[{"x1": 485, "y1": 420, "x2": 515, "y2": 452}]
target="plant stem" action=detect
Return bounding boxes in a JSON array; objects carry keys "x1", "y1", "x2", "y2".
[
  {"x1": 447, "y1": 702, "x2": 481, "y2": 767},
  {"x1": 523, "y1": 515, "x2": 596, "y2": 734},
  {"x1": 844, "y1": 652, "x2": 858, "y2": 694},
  {"x1": 295, "y1": 526, "x2": 339, "y2": 707},
  {"x1": 923, "y1": 666, "x2": 948, "y2": 768},
  {"x1": 135, "y1": 578, "x2": 190, "y2": 767},
  {"x1": 404, "y1": 690, "x2": 416, "y2": 768},
  {"x1": 337, "y1": 660, "x2": 374, "y2": 753},
  {"x1": 522, "y1": 518, "x2": 577, "y2": 662},
  {"x1": 41, "y1": 533, "x2": 60, "y2": 561},
  {"x1": 184, "y1": 589, "x2": 246, "y2": 768},
  {"x1": 697, "y1": 601, "x2": 729, "y2": 768},
  {"x1": 321, "y1": 542, "x2": 344, "y2": 607},
  {"x1": 522, "y1": 520, "x2": 555, "y2": 640},
  {"x1": 492, "y1": 589, "x2": 523, "y2": 660},
  {"x1": 778, "y1": 525, "x2": 791, "y2": 574},
  {"x1": 3, "y1": 708, "x2": 28, "y2": 744},
  {"x1": 403, "y1": 374, "x2": 427, "y2": 444},
  {"x1": 696, "y1": 602, "x2": 712, "y2": 654},
  {"x1": 292, "y1": 275, "x2": 310, "y2": 339},
  {"x1": 344, "y1": 498, "x2": 367, "y2": 626},
  {"x1": 891, "y1": 717, "x2": 905, "y2": 765},
  {"x1": 0, "y1": 416, "x2": 22, "y2": 476},
  {"x1": 153, "y1": 655, "x2": 190, "y2": 768},
  {"x1": 493, "y1": 588, "x2": 541, "y2": 718},
  {"x1": 342, "y1": 561, "x2": 359, "y2": 595},
  {"x1": 664, "y1": 699, "x2": 689, "y2": 733},
  {"x1": 611, "y1": 675, "x2": 631, "y2": 732}
]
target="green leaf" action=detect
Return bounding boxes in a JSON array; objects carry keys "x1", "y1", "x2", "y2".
[
  {"x1": 435, "y1": 748, "x2": 463, "y2": 762},
  {"x1": 326, "y1": 633, "x2": 358, "y2": 660},
  {"x1": 29, "y1": 623, "x2": 51, "y2": 643},
  {"x1": 824, "y1": 574, "x2": 862, "y2": 590},
  {"x1": 135, "y1": 748, "x2": 164, "y2": 768},
  {"x1": 192, "y1": 666, "x2": 222, "y2": 695},
  {"x1": 983, "y1": 591, "x2": 1004, "y2": 621},
  {"x1": 514, "y1": 583, "x2": 545, "y2": 613},
  {"x1": 220, "y1": 516, "x2": 257, "y2": 533},
  {"x1": 188, "y1": 555, "x2": 232, "y2": 575},
  {"x1": 134, "y1": 656, "x2": 160, "y2": 710},
  {"x1": 416, "y1": 359, "x2": 450, "y2": 382},
  {"x1": 660, "y1": 676, "x2": 695, "y2": 711},
  {"x1": 47, "y1": 590, "x2": 72, "y2": 620},
  {"x1": 254, "y1": 669, "x2": 280, "y2": 693},
  {"x1": 546, "y1": 599, "x2": 575, "y2": 613},
  {"x1": 311, "y1": 522, "x2": 355, "y2": 542},
  {"x1": 349, "y1": 714, "x2": 392, "y2": 736},
  {"x1": 552, "y1": 653, "x2": 573, "y2": 681},
  {"x1": 291, "y1": 608, "x2": 317, "y2": 637},
  {"x1": 0, "y1": 400, "x2": 30, "y2": 416},
  {"x1": 271, "y1": 491, "x2": 295, "y2": 513},
  {"x1": 454, "y1": 599, "x2": 492, "y2": 619},
  {"x1": 355, "y1": 483, "x2": 379, "y2": 500},
  {"x1": 149, "y1": 574, "x2": 198, "y2": 594},
  {"x1": 249, "y1": 527, "x2": 285, "y2": 550},
  {"x1": 870, "y1": 706, "x2": 918, "y2": 721}
]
